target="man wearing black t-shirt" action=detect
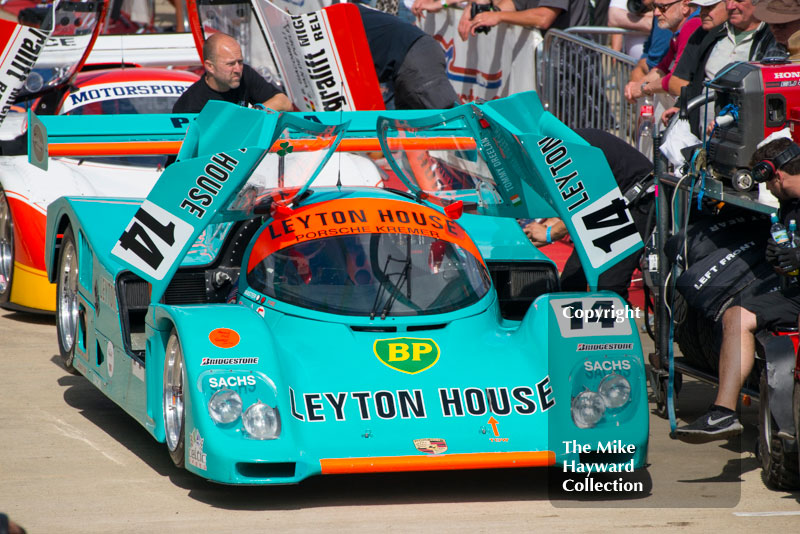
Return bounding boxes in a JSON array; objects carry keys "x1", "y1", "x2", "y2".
[
  {"x1": 173, "y1": 33, "x2": 292, "y2": 114},
  {"x1": 523, "y1": 128, "x2": 653, "y2": 302},
  {"x1": 676, "y1": 136, "x2": 800, "y2": 443},
  {"x1": 357, "y1": 4, "x2": 458, "y2": 109}
]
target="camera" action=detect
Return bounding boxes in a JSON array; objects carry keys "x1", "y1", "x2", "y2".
[
  {"x1": 470, "y1": 2, "x2": 498, "y2": 34},
  {"x1": 627, "y1": 0, "x2": 652, "y2": 15}
]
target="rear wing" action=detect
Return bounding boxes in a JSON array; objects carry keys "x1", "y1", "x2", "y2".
[
  {"x1": 26, "y1": 110, "x2": 195, "y2": 170},
  {"x1": 30, "y1": 91, "x2": 642, "y2": 298}
]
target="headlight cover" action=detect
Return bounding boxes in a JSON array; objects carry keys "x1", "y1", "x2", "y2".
[
  {"x1": 243, "y1": 401, "x2": 281, "y2": 440},
  {"x1": 598, "y1": 373, "x2": 631, "y2": 409},
  {"x1": 571, "y1": 390, "x2": 606, "y2": 429},
  {"x1": 208, "y1": 388, "x2": 243, "y2": 424}
]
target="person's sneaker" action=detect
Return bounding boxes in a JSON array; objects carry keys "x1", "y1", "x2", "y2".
[{"x1": 674, "y1": 405, "x2": 743, "y2": 444}]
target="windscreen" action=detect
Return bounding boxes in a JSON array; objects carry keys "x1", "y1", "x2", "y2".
[
  {"x1": 246, "y1": 232, "x2": 491, "y2": 318},
  {"x1": 378, "y1": 113, "x2": 508, "y2": 207},
  {"x1": 18, "y1": 0, "x2": 104, "y2": 99},
  {"x1": 244, "y1": 197, "x2": 490, "y2": 317}
]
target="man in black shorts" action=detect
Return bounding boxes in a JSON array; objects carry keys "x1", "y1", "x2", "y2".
[
  {"x1": 357, "y1": 3, "x2": 458, "y2": 109},
  {"x1": 676, "y1": 135, "x2": 800, "y2": 443},
  {"x1": 172, "y1": 32, "x2": 292, "y2": 114},
  {"x1": 523, "y1": 128, "x2": 654, "y2": 303}
]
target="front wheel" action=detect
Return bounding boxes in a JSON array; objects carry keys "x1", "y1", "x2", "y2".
[
  {"x1": 56, "y1": 227, "x2": 79, "y2": 373},
  {"x1": 759, "y1": 372, "x2": 800, "y2": 490},
  {"x1": 0, "y1": 188, "x2": 14, "y2": 304},
  {"x1": 164, "y1": 330, "x2": 185, "y2": 468}
]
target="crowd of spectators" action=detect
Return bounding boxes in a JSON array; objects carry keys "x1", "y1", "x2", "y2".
[
  {"x1": 623, "y1": 0, "x2": 700, "y2": 110},
  {"x1": 662, "y1": 0, "x2": 780, "y2": 135}
]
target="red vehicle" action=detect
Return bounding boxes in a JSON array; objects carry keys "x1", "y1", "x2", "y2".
[{"x1": 0, "y1": 0, "x2": 200, "y2": 313}]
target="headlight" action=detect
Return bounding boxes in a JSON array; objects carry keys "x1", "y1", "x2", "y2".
[
  {"x1": 243, "y1": 401, "x2": 281, "y2": 440},
  {"x1": 571, "y1": 391, "x2": 606, "y2": 429},
  {"x1": 598, "y1": 373, "x2": 631, "y2": 409},
  {"x1": 208, "y1": 388, "x2": 242, "y2": 424}
]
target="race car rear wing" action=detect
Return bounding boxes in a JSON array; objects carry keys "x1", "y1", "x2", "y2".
[
  {"x1": 26, "y1": 110, "x2": 194, "y2": 170},
  {"x1": 27, "y1": 108, "x2": 475, "y2": 165}
]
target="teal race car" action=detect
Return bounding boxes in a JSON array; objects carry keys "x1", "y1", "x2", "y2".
[{"x1": 39, "y1": 92, "x2": 649, "y2": 484}]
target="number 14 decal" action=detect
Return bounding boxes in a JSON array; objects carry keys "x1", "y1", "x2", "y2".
[
  {"x1": 549, "y1": 297, "x2": 632, "y2": 338},
  {"x1": 111, "y1": 200, "x2": 194, "y2": 281},
  {"x1": 571, "y1": 190, "x2": 641, "y2": 269}
]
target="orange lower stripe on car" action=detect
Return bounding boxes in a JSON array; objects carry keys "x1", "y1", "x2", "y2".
[{"x1": 320, "y1": 451, "x2": 555, "y2": 474}]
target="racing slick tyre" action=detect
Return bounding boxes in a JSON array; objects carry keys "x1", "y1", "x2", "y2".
[
  {"x1": 0, "y1": 188, "x2": 14, "y2": 304},
  {"x1": 164, "y1": 330, "x2": 186, "y2": 468},
  {"x1": 758, "y1": 372, "x2": 800, "y2": 490},
  {"x1": 56, "y1": 227, "x2": 80, "y2": 374}
]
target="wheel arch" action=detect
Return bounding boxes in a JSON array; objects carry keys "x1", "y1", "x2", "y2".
[
  {"x1": 46, "y1": 210, "x2": 76, "y2": 284},
  {"x1": 145, "y1": 304, "x2": 279, "y2": 444}
]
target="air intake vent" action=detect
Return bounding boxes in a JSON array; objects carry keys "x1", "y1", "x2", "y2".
[
  {"x1": 407, "y1": 323, "x2": 447, "y2": 332},
  {"x1": 488, "y1": 262, "x2": 559, "y2": 320},
  {"x1": 236, "y1": 462, "x2": 296, "y2": 479},
  {"x1": 164, "y1": 271, "x2": 208, "y2": 305},
  {"x1": 123, "y1": 278, "x2": 150, "y2": 309},
  {"x1": 351, "y1": 326, "x2": 397, "y2": 332}
]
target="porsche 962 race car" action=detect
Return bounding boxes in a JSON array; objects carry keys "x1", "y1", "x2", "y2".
[{"x1": 40, "y1": 91, "x2": 649, "y2": 484}]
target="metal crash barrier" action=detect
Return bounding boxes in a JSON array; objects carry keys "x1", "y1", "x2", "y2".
[{"x1": 538, "y1": 28, "x2": 638, "y2": 146}]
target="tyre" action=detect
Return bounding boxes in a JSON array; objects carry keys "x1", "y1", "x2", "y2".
[
  {"x1": 0, "y1": 188, "x2": 14, "y2": 304},
  {"x1": 794, "y1": 380, "x2": 800, "y2": 478},
  {"x1": 759, "y1": 372, "x2": 800, "y2": 490},
  {"x1": 163, "y1": 330, "x2": 185, "y2": 468},
  {"x1": 56, "y1": 227, "x2": 80, "y2": 374}
]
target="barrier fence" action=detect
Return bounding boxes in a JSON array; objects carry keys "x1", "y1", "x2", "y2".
[{"x1": 537, "y1": 28, "x2": 639, "y2": 147}]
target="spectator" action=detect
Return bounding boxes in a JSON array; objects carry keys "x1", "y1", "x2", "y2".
[
  {"x1": 357, "y1": 3, "x2": 458, "y2": 109},
  {"x1": 608, "y1": 0, "x2": 655, "y2": 59},
  {"x1": 754, "y1": 0, "x2": 800, "y2": 58},
  {"x1": 663, "y1": 0, "x2": 779, "y2": 135},
  {"x1": 456, "y1": 0, "x2": 589, "y2": 40},
  {"x1": 676, "y1": 135, "x2": 800, "y2": 443},
  {"x1": 624, "y1": 0, "x2": 701, "y2": 105},
  {"x1": 523, "y1": 128, "x2": 653, "y2": 303},
  {"x1": 593, "y1": 0, "x2": 612, "y2": 25},
  {"x1": 623, "y1": 2, "x2": 675, "y2": 99},
  {"x1": 0, "y1": 513, "x2": 26, "y2": 534},
  {"x1": 172, "y1": 33, "x2": 292, "y2": 113}
]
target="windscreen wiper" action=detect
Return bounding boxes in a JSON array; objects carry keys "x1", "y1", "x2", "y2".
[
  {"x1": 380, "y1": 258, "x2": 410, "y2": 320},
  {"x1": 369, "y1": 253, "x2": 412, "y2": 320}
]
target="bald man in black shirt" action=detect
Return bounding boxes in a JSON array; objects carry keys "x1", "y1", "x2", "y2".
[{"x1": 173, "y1": 33, "x2": 292, "y2": 114}]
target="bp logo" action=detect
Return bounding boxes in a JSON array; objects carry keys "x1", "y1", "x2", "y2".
[{"x1": 373, "y1": 338, "x2": 440, "y2": 374}]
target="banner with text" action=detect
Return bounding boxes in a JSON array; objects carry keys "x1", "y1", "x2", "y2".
[
  {"x1": 256, "y1": 1, "x2": 383, "y2": 111},
  {"x1": 417, "y1": 8, "x2": 540, "y2": 104},
  {"x1": 0, "y1": 17, "x2": 54, "y2": 125}
]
